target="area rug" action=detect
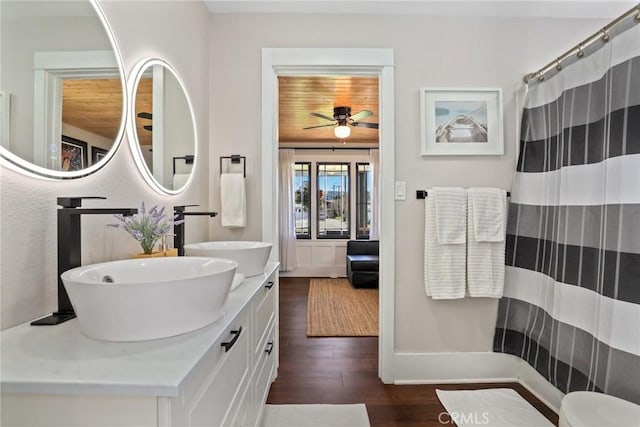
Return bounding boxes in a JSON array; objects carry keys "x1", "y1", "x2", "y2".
[
  {"x1": 306, "y1": 278, "x2": 378, "y2": 337},
  {"x1": 261, "y1": 404, "x2": 370, "y2": 427},
  {"x1": 435, "y1": 388, "x2": 554, "y2": 427}
]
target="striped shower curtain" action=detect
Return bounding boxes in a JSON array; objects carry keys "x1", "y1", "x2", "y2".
[{"x1": 494, "y1": 22, "x2": 640, "y2": 403}]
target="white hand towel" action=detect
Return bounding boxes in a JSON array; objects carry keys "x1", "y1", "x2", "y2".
[
  {"x1": 469, "y1": 187, "x2": 506, "y2": 242},
  {"x1": 221, "y1": 173, "x2": 246, "y2": 228},
  {"x1": 432, "y1": 187, "x2": 467, "y2": 244},
  {"x1": 172, "y1": 173, "x2": 190, "y2": 190},
  {"x1": 466, "y1": 188, "x2": 507, "y2": 298},
  {"x1": 424, "y1": 195, "x2": 466, "y2": 299}
]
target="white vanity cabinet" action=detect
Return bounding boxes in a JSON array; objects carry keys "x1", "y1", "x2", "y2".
[{"x1": 1, "y1": 263, "x2": 279, "y2": 427}]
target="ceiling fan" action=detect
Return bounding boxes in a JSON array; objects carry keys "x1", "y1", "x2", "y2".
[
  {"x1": 303, "y1": 106, "x2": 378, "y2": 139},
  {"x1": 137, "y1": 111, "x2": 153, "y2": 131}
]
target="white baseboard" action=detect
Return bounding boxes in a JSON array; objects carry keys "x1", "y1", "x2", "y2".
[
  {"x1": 392, "y1": 352, "x2": 519, "y2": 385},
  {"x1": 390, "y1": 352, "x2": 562, "y2": 414},
  {"x1": 516, "y1": 359, "x2": 564, "y2": 413},
  {"x1": 280, "y1": 266, "x2": 346, "y2": 278}
]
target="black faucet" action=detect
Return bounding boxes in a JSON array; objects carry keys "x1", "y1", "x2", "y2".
[
  {"x1": 173, "y1": 205, "x2": 218, "y2": 256},
  {"x1": 31, "y1": 197, "x2": 138, "y2": 326}
]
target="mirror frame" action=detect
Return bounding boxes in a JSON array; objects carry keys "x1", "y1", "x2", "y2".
[
  {"x1": 0, "y1": 0, "x2": 128, "y2": 179},
  {"x1": 127, "y1": 58, "x2": 198, "y2": 195}
]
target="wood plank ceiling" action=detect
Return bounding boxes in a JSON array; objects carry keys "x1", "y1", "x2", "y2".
[
  {"x1": 278, "y1": 75, "x2": 379, "y2": 147},
  {"x1": 62, "y1": 78, "x2": 152, "y2": 146},
  {"x1": 63, "y1": 75, "x2": 379, "y2": 149}
]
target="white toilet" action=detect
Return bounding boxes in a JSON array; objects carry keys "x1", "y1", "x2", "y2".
[{"x1": 559, "y1": 391, "x2": 640, "y2": 427}]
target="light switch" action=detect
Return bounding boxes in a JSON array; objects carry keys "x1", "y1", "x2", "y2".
[{"x1": 395, "y1": 181, "x2": 407, "y2": 200}]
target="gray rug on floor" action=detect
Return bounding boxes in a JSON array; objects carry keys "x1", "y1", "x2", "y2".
[{"x1": 261, "y1": 404, "x2": 370, "y2": 427}]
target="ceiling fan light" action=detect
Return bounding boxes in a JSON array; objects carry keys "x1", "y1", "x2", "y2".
[{"x1": 334, "y1": 125, "x2": 351, "y2": 139}]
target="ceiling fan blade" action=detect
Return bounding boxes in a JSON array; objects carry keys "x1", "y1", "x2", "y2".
[
  {"x1": 349, "y1": 110, "x2": 373, "y2": 122},
  {"x1": 303, "y1": 123, "x2": 336, "y2": 130},
  {"x1": 351, "y1": 121, "x2": 378, "y2": 129},
  {"x1": 310, "y1": 112, "x2": 336, "y2": 122},
  {"x1": 137, "y1": 112, "x2": 153, "y2": 120}
]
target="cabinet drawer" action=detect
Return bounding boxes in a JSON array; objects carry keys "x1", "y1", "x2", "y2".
[
  {"x1": 253, "y1": 277, "x2": 276, "y2": 360},
  {"x1": 255, "y1": 323, "x2": 276, "y2": 409},
  {"x1": 189, "y1": 325, "x2": 250, "y2": 426},
  {"x1": 254, "y1": 272, "x2": 276, "y2": 310},
  {"x1": 176, "y1": 308, "x2": 250, "y2": 427},
  {"x1": 181, "y1": 308, "x2": 249, "y2": 404},
  {"x1": 222, "y1": 374, "x2": 251, "y2": 427}
]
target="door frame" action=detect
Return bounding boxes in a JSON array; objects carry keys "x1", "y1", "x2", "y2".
[{"x1": 261, "y1": 48, "x2": 395, "y2": 381}]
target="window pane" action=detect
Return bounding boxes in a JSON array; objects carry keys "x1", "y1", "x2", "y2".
[
  {"x1": 294, "y1": 162, "x2": 311, "y2": 238},
  {"x1": 317, "y1": 163, "x2": 349, "y2": 238},
  {"x1": 356, "y1": 163, "x2": 371, "y2": 239}
]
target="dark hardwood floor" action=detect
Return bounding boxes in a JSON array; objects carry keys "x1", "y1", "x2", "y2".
[{"x1": 266, "y1": 277, "x2": 559, "y2": 426}]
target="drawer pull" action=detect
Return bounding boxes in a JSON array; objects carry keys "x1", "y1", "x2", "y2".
[
  {"x1": 265, "y1": 341, "x2": 274, "y2": 355},
  {"x1": 265, "y1": 281, "x2": 274, "y2": 290},
  {"x1": 221, "y1": 326, "x2": 243, "y2": 352}
]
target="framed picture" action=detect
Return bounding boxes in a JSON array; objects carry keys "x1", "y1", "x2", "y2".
[
  {"x1": 420, "y1": 87, "x2": 503, "y2": 156},
  {"x1": 60, "y1": 135, "x2": 88, "y2": 171},
  {"x1": 91, "y1": 146, "x2": 109, "y2": 165}
]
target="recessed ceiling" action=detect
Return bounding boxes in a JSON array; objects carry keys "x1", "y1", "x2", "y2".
[
  {"x1": 278, "y1": 75, "x2": 379, "y2": 146},
  {"x1": 203, "y1": 1, "x2": 636, "y2": 19}
]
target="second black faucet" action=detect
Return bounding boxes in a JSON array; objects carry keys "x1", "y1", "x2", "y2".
[{"x1": 173, "y1": 205, "x2": 218, "y2": 256}]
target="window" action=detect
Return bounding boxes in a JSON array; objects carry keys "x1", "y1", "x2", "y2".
[
  {"x1": 356, "y1": 163, "x2": 371, "y2": 239},
  {"x1": 294, "y1": 162, "x2": 311, "y2": 238},
  {"x1": 292, "y1": 158, "x2": 373, "y2": 240},
  {"x1": 317, "y1": 163, "x2": 350, "y2": 238}
]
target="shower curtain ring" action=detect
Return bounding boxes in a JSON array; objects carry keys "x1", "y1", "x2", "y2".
[
  {"x1": 555, "y1": 59, "x2": 563, "y2": 71},
  {"x1": 601, "y1": 29, "x2": 610, "y2": 43},
  {"x1": 635, "y1": 9, "x2": 640, "y2": 23},
  {"x1": 576, "y1": 45, "x2": 585, "y2": 58},
  {"x1": 537, "y1": 72, "x2": 545, "y2": 82}
]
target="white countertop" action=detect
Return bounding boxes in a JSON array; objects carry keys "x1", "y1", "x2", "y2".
[{"x1": 0, "y1": 262, "x2": 279, "y2": 398}]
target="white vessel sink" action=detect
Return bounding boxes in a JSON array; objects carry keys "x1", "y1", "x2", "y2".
[
  {"x1": 61, "y1": 257, "x2": 237, "y2": 342},
  {"x1": 184, "y1": 241, "x2": 272, "y2": 277}
]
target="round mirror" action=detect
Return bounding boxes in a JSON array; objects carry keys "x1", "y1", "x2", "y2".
[
  {"x1": 129, "y1": 59, "x2": 196, "y2": 194},
  {"x1": 0, "y1": 0, "x2": 126, "y2": 178}
]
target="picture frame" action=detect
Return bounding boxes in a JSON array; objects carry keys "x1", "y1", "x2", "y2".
[
  {"x1": 91, "y1": 146, "x2": 109, "y2": 165},
  {"x1": 60, "y1": 135, "x2": 88, "y2": 171},
  {"x1": 420, "y1": 87, "x2": 503, "y2": 156}
]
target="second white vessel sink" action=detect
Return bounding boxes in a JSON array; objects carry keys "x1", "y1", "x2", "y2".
[
  {"x1": 61, "y1": 257, "x2": 237, "y2": 342},
  {"x1": 184, "y1": 241, "x2": 272, "y2": 277}
]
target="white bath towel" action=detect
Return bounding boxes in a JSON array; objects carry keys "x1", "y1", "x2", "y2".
[
  {"x1": 172, "y1": 173, "x2": 190, "y2": 190},
  {"x1": 424, "y1": 192, "x2": 466, "y2": 299},
  {"x1": 466, "y1": 188, "x2": 507, "y2": 298},
  {"x1": 432, "y1": 187, "x2": 467, "y2": 244},
  {"x1": 221, "y1": 173, "x2": 246, "y2": 228}
]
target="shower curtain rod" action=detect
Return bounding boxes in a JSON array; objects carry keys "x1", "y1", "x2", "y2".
[{"x1": 523, "y1": 5, "x2": 640, "y2": 83}]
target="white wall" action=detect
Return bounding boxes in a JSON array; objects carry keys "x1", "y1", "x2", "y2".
[
  {"x1": 0, "y1": 0, "x2": 211, "y2": 329},
  {"x1": 209, "y1": 13, "x2": 606, "y2": 353}
]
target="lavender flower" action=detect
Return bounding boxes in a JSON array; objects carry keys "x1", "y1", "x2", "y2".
[{"x1": 107, "y1": 202, "x2": 180, "y2": 254}]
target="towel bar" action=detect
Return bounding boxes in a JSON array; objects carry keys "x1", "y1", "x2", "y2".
[
  {"x1": 172, "y1": 155, "x2": 194, "y2": 175},
  {"x1": 219, "y1": 155, "x2": 246, "y2": 177},
  {"x1": 416, "y1": 190, "x2": 510, "y2": 199}
]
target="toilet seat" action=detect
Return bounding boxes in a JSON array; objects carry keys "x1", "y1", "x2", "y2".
[{"x1": 559, "y1": 391, "x2": 640, "y2": 427}]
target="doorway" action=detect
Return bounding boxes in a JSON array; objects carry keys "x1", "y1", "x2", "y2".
[{"x1": 261, "y1": 48, "x2": 395, "y2": 381}]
